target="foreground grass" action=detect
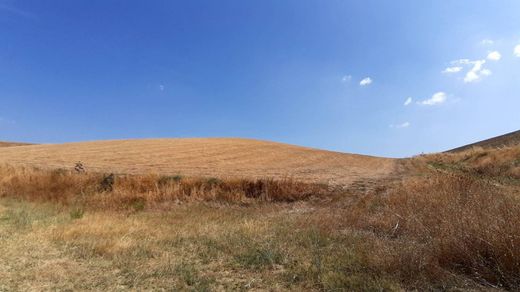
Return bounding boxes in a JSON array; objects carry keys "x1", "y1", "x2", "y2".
[{"x1": 0, "y1": 199, "x2": 400, "y2": 291}]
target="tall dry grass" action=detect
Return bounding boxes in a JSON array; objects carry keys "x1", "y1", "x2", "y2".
[
  {"x1": 339, "y1": 160, "x2": 520, "y2": 288},
  {"x1": 0, "y1": 164, "x2": 330, "y2": 210}
]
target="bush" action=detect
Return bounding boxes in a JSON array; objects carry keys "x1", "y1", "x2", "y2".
[
  {"x1": 69, "y1": 208, "x2": 85, "y2": 219},
  {"x1": 99, "y1": 173, "x2": 115, "y2": 192}
]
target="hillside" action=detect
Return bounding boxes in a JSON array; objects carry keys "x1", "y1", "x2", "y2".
[
  {"x1": 448, "y1": 129, "x2": 520, "y2": 152},
  {"x1": 0, "y1": 138, "x2": 395, "y2": 186},
  {"x1": 0, "y1": 141, "x2": 32, "y2": 147},
  {"x1": 1, "y1": 141, "x2": 519, "y2": 290}
]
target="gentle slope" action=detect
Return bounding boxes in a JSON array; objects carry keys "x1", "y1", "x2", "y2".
[{"x1": 0, "y1": 138, "x2": 395, "y2": 186}]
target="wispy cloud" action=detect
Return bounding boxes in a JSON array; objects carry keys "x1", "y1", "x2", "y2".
[
  {"x1": 442, "y1": 66, "x2": 463, "y2": 74},
  {"x1": 359, "y1": 77, "x2": 372, "y2": 86},
  {"x1": 0, "y1": 116, "x2": 16, "y2": 126},
  {"x1": 159, "y1": 84, "x2": 165, "y2": 91},
  {"x1": 451, "y1": 59, "x2": 472, "y2": 65},
  {"x1": 341, "y1": 75, "x2": 352, "y2": 83},
  {"x1": 390, "y1": 122, "x2": 410, "y2": 129},
  {"x1": 404, "y1": 97, "x2": 412, "y2": 106},
  {"x1": 487, "y1": 51, "x2": 501, "y2": 61},
  {"x1": 0, "y1": 3, "x2": 34, "y2": 18},
  {"x1": 515, "y1": 44, "x2": 520, "y2": 57},
  {"x1": 418, "y1": 92, "x2": 447, "y2": 106},
  {"x1": 481, "y1": 39, "x2": 494, "y2": 46}
]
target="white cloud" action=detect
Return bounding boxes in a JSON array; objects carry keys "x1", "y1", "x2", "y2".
[
  {"x1": 442, "y1": 66, "x2": 463, "y2": 74},
  {"x1": 390, "y1": 122, "x2": 410, "y2": 129},
  {"x1": 481, "y1": 39, "x2": 494, "y2": 45},
  {"x1": 464, "y1": 71, "x2": 479, "y2": 83},
  {"x1": 341, "y1": 75, "x2": 352, "y2": 83},
  {"x1": 463, "y1": 60, "x2": 489, "y2": 83},
  {"x1": 419, "y1": 92, "x2": 447, "y2": 106},
  {"x1": 159, "y1": 84, "x2": 165, "y2": 91},
  {"x1": 480, "y1": 69, "x2": 492, "y2": 76},
  {"x1": 404, "y1": 97, "x2": 412, "y2": 106},
  {"x1": 487, "y1": 51, "x2": 501, "y2": 61},
  {"x1": 515, "y1": 44, "x2": 520, "y2": 57},
  {"x1": 446, "y1": 58, "x2": 492, "y2": 83},
  {"x1": 359, "y1": 77, "x2": 372, "y2": 86},
  {"x1": 451, "y1": 59, "x2": 472, "y2": 65}
]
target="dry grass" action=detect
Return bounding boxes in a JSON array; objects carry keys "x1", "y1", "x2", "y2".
[
  {"x1": 449, "y1": 130, "x2": 520, "y2": 152},
  {"x1": 424, "y1": 146, "x2": 520, "y2": 181},
  {"x1": 0, "y1": 165, "x2": 331, "y2": 211},
  {"x1": 334, "y1": 172, "x2": 520, "y2": 289},
  {"x1": 1, "y1": 144, "x2": 520, "y2": 290},
  {"x1": 0, "y1": 138, "x2": 396, "y2": 186},
  {"x1": 0, "y1": 199, "x2": 402, "y2": 291},
  {"x1": 313, "y1": 146, "x2": 520, "y2": 289}
]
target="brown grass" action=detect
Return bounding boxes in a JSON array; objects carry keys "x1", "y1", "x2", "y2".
[
  {"x1": 335, "y1": 172, "x2": 520, "y2": 289},
  {"x1": 0, "y1": 138, "x2": 396, "y2": 186},
  {"x1": 424, "y1": 145, "x2": 520, "y2": 180},
  {"x1": 1, "y1": 145, "x2": 520, "y2": 290},
  {"x1": 314, "y1": 146, "x2": 520, "y2": 289},
  {"x1": 0, "y1": 164, "x2": 331, "y2": 210}
]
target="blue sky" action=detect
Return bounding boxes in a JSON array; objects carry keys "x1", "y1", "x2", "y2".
[{"x1": 1, "y1": 1, "x2": 520, "y2": 157}]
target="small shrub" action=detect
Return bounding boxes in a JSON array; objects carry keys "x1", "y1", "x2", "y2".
[
  {"x1": 74, "y1": 161, "x2": 86, "y2": 173},
  {"x1": 69, "y1": 208, "x2": 85, "y2": 219},
  {"x1": 99, "y1": 173, "x2": 115, "y2": 192}
]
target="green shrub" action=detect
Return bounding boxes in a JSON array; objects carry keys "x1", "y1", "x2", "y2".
[{"x1": 69, "y1": 208, "x2": 85, "y2": 219}]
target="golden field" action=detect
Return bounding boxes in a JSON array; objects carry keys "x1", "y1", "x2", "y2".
[
  {"x1": 1, "y1": 140, "x2": 520, "y2": 290},
  {"x1": 0, "y1": 138, "x2": 395, "y2": 186}
]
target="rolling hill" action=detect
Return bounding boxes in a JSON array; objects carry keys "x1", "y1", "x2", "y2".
[
  {"x1": 0, "y1": 141, "x2": 32, "y2": 148},
  {"x1": 0, "y1": 138, "x2": 396, "y2": 186},
  {"x1": 448, "y1": 129, "x2": 520, "y2": 152}
]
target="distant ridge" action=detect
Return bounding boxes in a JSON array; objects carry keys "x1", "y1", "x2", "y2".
[
  {"x1": 0, "y1": 141, "x2": 33, "y2": 148},
  {"x1": 448, "y1": 130, "x2": 520, "y2": 152}
]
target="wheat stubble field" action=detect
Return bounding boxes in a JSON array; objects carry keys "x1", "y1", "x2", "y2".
[
  {"x1": 1, "y1": 138, "x2": 520, "y2": 291},
  {"x1": 0, "y1": 138, "x2": 396, "y2": 186}
]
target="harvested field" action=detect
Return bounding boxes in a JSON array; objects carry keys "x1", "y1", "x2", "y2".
[{"x1": 0, "y1": 138, "x2": 396, "y2": 186}]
